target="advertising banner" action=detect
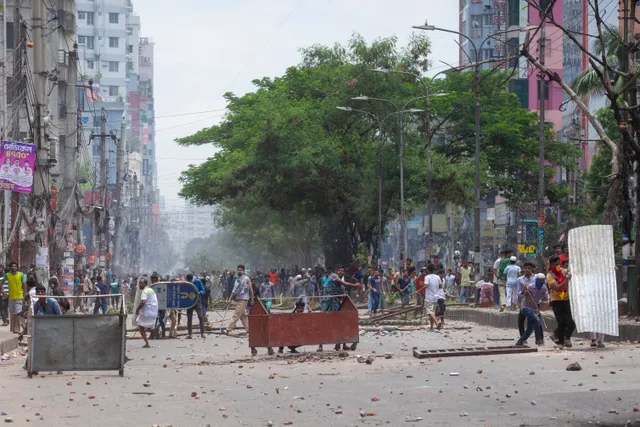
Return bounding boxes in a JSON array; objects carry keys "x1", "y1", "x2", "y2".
[{"x1": 0, "y1": 141, "x2": 36, "y2": 193}]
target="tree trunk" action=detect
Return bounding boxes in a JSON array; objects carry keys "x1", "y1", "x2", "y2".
[{"x1": 323, "y1": 215, "x2": 352, "y2": 268}]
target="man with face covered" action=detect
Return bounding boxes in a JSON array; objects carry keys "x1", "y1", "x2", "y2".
[
  {"x1": 516, "y1": 273, "x2": 549, "y2": 346},
  {"x1": 226, "y1": 264, "x2": 254, "y2": 337}
]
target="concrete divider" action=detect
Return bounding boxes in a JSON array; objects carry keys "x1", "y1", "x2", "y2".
[
  {"x1": 447, "y1": 308, "x2": 640, "y2": 343},
  {"x1": 0, "y1": 331, "x2": 19, "y2": 354}
]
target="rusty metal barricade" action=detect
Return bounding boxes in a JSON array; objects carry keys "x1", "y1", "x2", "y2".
[
  {"x1": 248, "y1": 295, "x2": 359, "y2": 350},
  {"x1": 27, "y1": 295, "x2": 127, "y2": 378}
]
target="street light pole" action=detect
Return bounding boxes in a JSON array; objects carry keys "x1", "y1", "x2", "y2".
[
  {"x1": 346, "y1": 98, "x2": 424, "y2": 266},
  {"x1": 399, "y1": 111, "x2": 408, "y2": 265},
  {"x1": 337, "y1": 106, "x2": 422, "y2": 266},
  {"x1": 413, "y1": 23, "x2": 535, "y2": 271}
]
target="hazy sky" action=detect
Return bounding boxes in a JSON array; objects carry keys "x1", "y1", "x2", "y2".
[{"x1": 133, "y1": 0, "x2": 459, "y2": 209}]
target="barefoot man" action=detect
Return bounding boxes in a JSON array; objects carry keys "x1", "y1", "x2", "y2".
[{"x1": 135, "y1": 276, "x2": 158, "y2": 348}]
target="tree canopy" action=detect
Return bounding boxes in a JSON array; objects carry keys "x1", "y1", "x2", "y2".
[{"x1": 176, "y1": 33, "x2": 579, "y2": 266}]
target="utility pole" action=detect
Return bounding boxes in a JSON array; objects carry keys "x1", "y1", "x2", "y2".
[
  {"x1": 100, "y1": 111, "x2": 106, "y2": 273},
  {"x1": 1, "y1": 0, "x2": 8, "y2": 255},
  {"x1": 61, "y1": 0, "x2": 79, "y2": 276},
  {"x1": 32, "y1": 0, "x2": 50, "y2": 279},
  {"x1": 536, "y1": 9, "x2": 547, "y2": 272},
  {"x1": 89, "y1": 110, "x2": 110, "y2": 273},
  {"x1": 113, "y1": 117, "x2": 126, "y2": 272},
  {"x1": 9, "y1": 1, "x2": 23, "y2": 264}
]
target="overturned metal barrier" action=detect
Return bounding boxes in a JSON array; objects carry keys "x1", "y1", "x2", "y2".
[
  {"x1": 27, "y1": 302, "x2": 127, "y2": 378},
  {"x1": 368, "y1": 305, "x2": 423, "y2": 323},
  {"x1": 248, "y1": 296, "x2": 359, "y2": 351},
  {"x1": 413, "y1": 345, "x2": 538, "y2": 359}
]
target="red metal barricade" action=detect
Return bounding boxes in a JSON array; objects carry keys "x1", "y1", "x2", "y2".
[{"x1": 248, "y1": 297, "x2": 360, "y2": 349}]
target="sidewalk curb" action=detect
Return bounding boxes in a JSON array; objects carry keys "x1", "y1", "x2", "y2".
[
  {"x1": 0, "y1": 334, "x2": 20, "y2": 354},
  {"x1": 448, "y1": 308, "x2": 640, "y2": 342}
]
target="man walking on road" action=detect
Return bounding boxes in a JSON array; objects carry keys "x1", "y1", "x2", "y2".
[
  {"x1": 136, "y1": 276, "x2": 158, "y2": 348},
  {"x1": 226, "y1": 264, "x2": 254, "y2": 337},
  {"x1": 186, "y1": 273, "x2": 206, "y2": 339},
  {"x1": 516, "y1": 273, "x2": 549, "y2": 346},
  {"x1": 424, "y1": 264, "x2": 443, "y2": 330}
]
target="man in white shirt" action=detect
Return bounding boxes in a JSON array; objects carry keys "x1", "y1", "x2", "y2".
[
  {"x1": 493, "y1": 251, "x2": 503, "y2": 307},
  {"x1": 503, "y1": 256, "x2": 522, "y2": 310},
  {"x1": 424, "y1": 264, "x2": 443, "y2": 330}
]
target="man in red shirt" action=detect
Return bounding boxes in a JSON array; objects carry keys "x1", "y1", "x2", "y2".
[
  {"x1": 415, "y1": 268, "x2": 427, "y2": 306},
  {"x1": 268, "y1": 269, "x2": 278, "y2": 286}
]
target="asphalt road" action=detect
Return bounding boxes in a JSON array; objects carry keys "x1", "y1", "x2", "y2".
[{"x1": 0, "y1": 313, "x2": 639, "y2": 427}]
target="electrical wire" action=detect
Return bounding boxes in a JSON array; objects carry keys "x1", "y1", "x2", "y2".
[{"x1": 155, "y1": 108, "x2": 227, "y2": 119}]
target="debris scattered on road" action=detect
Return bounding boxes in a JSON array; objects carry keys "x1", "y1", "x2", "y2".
[
  {"x1": 566, "y1": 362, "x2": 582, "y2": 371},
  {"x1": 405, "y1": 416, "x2": 423, "y2": 422},
  {"x1": 450, "y1": 372, "x2": 459, "y2": 376}
]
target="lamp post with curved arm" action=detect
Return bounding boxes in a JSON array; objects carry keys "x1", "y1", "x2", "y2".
[
  {"x1": 412, "y1": 23, "x2": 535, "y2": 272},
  {"x1": 372, "y1": 67, "x2": 456, "y2": 261},
  {"x1": 336, "y1": 107, "x2": 422, "y2": 264},
  {"x1": 347, "y1": 96, "x2": 425, "y2": 266}
]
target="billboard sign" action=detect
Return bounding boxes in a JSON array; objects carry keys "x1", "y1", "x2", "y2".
[{"x1": 0, "y1": 141, "x2": 36, "y2": 193}]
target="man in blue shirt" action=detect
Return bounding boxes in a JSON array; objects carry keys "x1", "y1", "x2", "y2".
[
  {"x1": 186, "y1": 273, "x2": 205, "y2": 339},
  {"x1": 93, "y1": 276, "x2": 108, "y2": 315},
  {"x1": 33, "y1": 285, "x2": 62, "y2": 316},
  {"x1": 368, "y1": 269, "x2": 382, "y2": 315}
]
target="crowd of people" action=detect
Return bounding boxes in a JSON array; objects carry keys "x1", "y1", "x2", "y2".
[{"x1": 1, "y1": 242, "x2": 604, "y2": 356}]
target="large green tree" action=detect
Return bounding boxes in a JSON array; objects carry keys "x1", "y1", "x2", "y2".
[
  {"x1": 428, "y1": 71, "x2": 579, "y2": 209},
  {"x1": 176, "y1": 33, "x2": 578, "y2": 266}
]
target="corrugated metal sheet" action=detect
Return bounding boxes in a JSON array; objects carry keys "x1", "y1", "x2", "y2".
[{"x1": 568, "y1": 225, "x2": 619, "y2": 336}]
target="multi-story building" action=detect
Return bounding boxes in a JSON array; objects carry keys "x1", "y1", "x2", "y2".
[
  {"x1": 74, "y1": 0, "x2": 156, "y2": 271},
  {"x1": 458, "y1": 0, "x2": 620, "y2": 263},
  {"x1": 164, "y1": 202, "x2": 217, "y2": 256}
]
